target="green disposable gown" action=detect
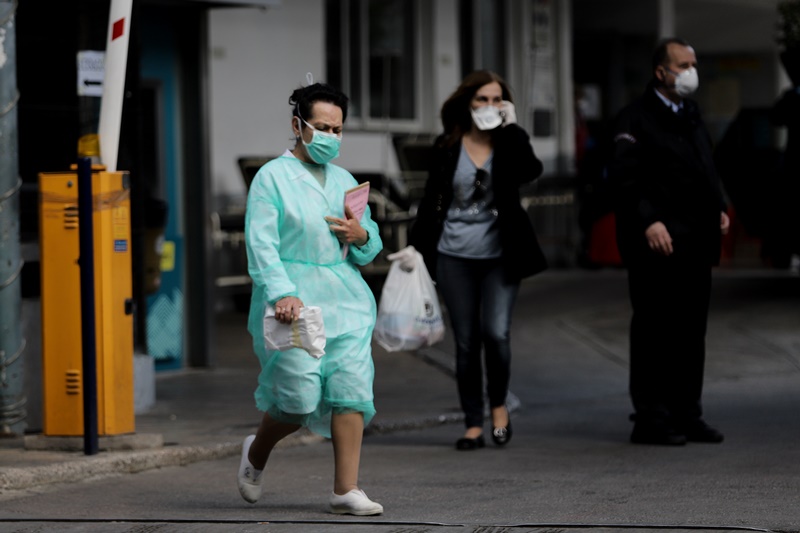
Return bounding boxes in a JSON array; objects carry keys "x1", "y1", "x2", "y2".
[{"x1": 245, "y1": 152, "x2": 383, "y2": 436}]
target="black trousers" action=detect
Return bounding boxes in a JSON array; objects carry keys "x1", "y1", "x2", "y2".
[{"x1": 627, "y1": 257, "x2": 712, "y2": 425}]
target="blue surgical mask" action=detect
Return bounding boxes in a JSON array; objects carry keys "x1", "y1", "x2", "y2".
[{"x1": 298, "y1": 117, "x2": 342, "y2": 164}]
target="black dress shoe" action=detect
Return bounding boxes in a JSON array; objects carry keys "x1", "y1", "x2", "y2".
[
  {"x1": 682, "y1": 420, "x2": 724, "y2": 443},
  {"x1": 630, "y1": 422, "x2": 687, "y2": 446},
  {"x1": 455, "y1": 435, "x2": 485, "y2": 450},
  {"x1": 491, "y1": 419, "x2": 513, "y2": 446}
]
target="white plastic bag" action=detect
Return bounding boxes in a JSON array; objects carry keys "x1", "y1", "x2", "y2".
[
  {"x1": 263, "y1": 305, "x2": 326, "y2": 358},
  {"x1": 373, "y1": 246, "x2": 445, "y2": 352}
]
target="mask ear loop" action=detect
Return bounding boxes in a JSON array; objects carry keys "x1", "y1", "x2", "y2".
[
  {"x1": 660, "y1": 68, "x2": 678, "y2": 92},
  {"x1": 293, "y1": 103, "x2": 304, "y2": 141},
  {"x1": 294, "y1": 73, "x2": 316, "y2": 141},
  {"x1": 292, "y1": 75, "x2": 313, "y2": 150},
  {"x1": 295, "y1": 72, "x2": 314, "y2": 124},
  {"x1": 656, "y1": 65, "x2": 669, "y2": 88}
]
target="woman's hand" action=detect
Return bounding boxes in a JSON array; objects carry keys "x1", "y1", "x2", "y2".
[
  {"x1": 274, "y1": 296, "x2": 304, "y2": 324},
  {"x1": 499, "y1": 100, "x2": 517, "y2": 126},
  {"x1": 325, "y1": 205, "x2": 368, "y2": 246}
]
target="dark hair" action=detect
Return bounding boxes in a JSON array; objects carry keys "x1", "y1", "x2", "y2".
[
  {"x1": 289, "y1": 82, "x2": 349, "y2": 122},
  {"x1": 439, "y1": 70, "x2": 513, "y2": 143},
  {"x1": 652, "y1": 37, "x2": 691, "y2": 73}
]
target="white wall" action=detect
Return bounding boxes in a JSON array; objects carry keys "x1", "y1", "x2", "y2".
[
  {"x1": 206, "y1": 0, "x2": 578, "y2": 205},
  {"x1": 432, "y1": 0, "x2": 461, "y2": 118},
  {"x1": 208, "y1": 0, "x2": 786, "y2": 204},
  {"x1": 208, "y1": 2, "x2": 325, "y2": 202},
  {"x1": 209, "y1": 1, "x2": 442, "y2": 206}
]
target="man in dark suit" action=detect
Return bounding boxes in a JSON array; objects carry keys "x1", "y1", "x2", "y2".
[{"x1": 609, "y1": 38, "x2": 730, "y2": 445}]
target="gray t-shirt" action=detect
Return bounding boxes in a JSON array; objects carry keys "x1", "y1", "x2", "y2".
[{"x1": 437, "y1": 144, "x2": 501, "y2": 259}]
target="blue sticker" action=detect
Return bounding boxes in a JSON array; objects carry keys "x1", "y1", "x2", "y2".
[{"x1": 114, "y1": 239, "x2": 128, "y2": 252}]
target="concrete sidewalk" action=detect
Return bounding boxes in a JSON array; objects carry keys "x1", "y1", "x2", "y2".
[
  {"x1": 0, "y1": 297, "x2": 464, "y2": 492},
  {"x1": 2, "y1": 268, "x2": 798, "y2": 508}
]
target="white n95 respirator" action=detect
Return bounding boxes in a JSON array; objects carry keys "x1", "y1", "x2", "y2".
[
  {"x1": 471, "y1": 105, "x2": 503, "y2": 130},
  {"x1": 671, "y1": 67, "x2": 699, "y2": 97}
]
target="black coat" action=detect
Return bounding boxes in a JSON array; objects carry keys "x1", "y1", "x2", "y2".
[
  {"x1": 409, "y1": 123, "x2": 547, "y2": 281},
  {"x1": 771, "y1": 87, "x2": 800, "y2": 177},
  {"x1": 609, "y1": 84, "x2": 726, "y2": 267}
]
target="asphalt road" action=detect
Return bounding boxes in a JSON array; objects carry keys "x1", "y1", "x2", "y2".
[{"x1": 1, "y1": 270, "x2": 798, "y2": 533}]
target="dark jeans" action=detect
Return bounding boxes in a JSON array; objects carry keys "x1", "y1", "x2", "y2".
[
  {"x1": 627, "y1": 257, "x2": 712, "y2": 426},
  {"x1": 436, "y1": 254, "x2": 520, "y2": 429}
]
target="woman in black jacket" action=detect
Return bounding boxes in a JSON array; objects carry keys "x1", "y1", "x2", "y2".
[{"x1": 410, "y1": 70, "x2": 546, "y2": 450}]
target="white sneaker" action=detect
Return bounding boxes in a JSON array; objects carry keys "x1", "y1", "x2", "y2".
[
  {"x1": 329, "y1": 489, "x2": 384, "y2": 516},
  {"x1": 237, "y1": 435, "x2": 262, "y2": 503}
]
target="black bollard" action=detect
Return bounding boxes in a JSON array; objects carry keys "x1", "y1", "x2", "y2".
[{"x1": 77, "y1": 157, "x2": 99, "y2": 455}]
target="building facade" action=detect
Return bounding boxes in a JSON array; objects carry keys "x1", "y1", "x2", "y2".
[{"x1": 9, "y1": 0, "x2": 790, "y2": 437}]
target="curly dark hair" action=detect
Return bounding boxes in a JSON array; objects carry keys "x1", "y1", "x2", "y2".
[
  {"x1": 440, "y1": 70, "x2": 513, "y2": 144},
  {"x1": 289, "y1": 82, "x2": 350, "y2": 122}
]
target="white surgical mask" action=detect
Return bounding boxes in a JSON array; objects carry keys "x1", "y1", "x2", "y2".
[
  {"x1": 471, "y1": 105, "x2": 503, "y2": 130},
  {"x1": 668, "y1": 67, "x2": 699, "y2": 97}
]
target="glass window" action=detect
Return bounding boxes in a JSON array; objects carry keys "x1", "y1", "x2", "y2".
[
  {"x1": 326, "y1": 0, "x2": 417, "y2": 121},
  {"x1": 348, "y1": 0, "x2": 362, "y2": 117},
  {"x1": 325, "y1": 0, "x2": 343, "y2": 91},
  {"x1": 460, "y1": 0, "x2": 507, "y2": 78}
]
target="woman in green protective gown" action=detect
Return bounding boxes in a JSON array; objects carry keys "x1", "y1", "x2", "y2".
[{"x1": 236, "y1": 82, "x2": 384, "y2": 516}]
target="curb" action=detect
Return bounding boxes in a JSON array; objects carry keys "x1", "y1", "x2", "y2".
[
  {"x1": 0, "y1": 432, "x2": 324, "y2": 493},
  {"x1": 0, "y1": 413, "x2": 462, "y2": 492},
  {"x1": 0, "y1": 442, "x2": 239, "y2": 492},
  {"x1": 0, "y1": 348, "x2": 465, "y2": 493},
  {"x1": 366, "y1": 413, "x2": 463, "y2": 436}
]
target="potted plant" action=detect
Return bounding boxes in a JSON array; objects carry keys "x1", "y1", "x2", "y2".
[{"x1": 778, "y1": 0, "x2": 800, "y2": 85}]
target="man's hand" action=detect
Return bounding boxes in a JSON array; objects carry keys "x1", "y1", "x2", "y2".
[
  {"x1": 645, "y1": 221, "x2": 673, "y2": 256},
  {"x1": 720, "y1": 211, "x2": 730, "y2": 235},
  {"x1": 325, "y1": 205, "x2": 368, "y2": 246}
]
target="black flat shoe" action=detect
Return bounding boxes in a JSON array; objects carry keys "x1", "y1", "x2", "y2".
[
  {"x1": 455, "y1": 435, "x2": 485, "y2": 450},
  {"x1": 630, "y1": 420, "x2": 686, "y2": 446},
  {"x1": 682, "y1": 420, "x2": 724, "y2": 443},
  {"x1": 491, "y1": 419, "x2": 512, "y2": 446}
]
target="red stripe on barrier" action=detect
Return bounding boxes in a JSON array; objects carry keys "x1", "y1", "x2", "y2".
[{"x1": 112, "y1": 18, "x2": 125, "y2": 41}]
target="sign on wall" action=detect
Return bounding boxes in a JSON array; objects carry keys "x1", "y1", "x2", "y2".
[{"x1": 77, "y1": 51, "x2": 105, "y2": 97}]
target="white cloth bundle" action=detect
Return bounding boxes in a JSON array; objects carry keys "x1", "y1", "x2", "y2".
[{"x1": 263, "y1": 305, "x2": 326, "y2": 358}]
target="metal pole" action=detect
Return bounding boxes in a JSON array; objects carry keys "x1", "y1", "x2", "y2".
[
  {"x1": 77, "y1": 157, "x2": 98, "y2": 455},
  {"x1": 0, "y1": 0, "x2": 27, "y2": 437}
]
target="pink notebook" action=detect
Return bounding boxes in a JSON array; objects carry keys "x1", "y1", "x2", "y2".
[{"x1": 342, "y1": 182, "x2": 370, "y2": 259}]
